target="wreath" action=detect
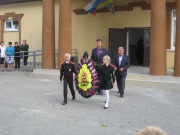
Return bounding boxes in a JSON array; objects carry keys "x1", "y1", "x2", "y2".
[{"x1": 75, "y1": 52, "x2": 99, "y2": 98}]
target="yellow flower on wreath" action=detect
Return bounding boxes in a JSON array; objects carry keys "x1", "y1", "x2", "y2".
[{"x1": 78, "y1": 64, "x2": 92, "y2": 91}]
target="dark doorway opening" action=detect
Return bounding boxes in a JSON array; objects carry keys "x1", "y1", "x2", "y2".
[
  {"x1": 127, "y1": 28, "x2": 144, "y2": 66},
  {"x1": 109, "y1": 28, "x2": 150, "y2": 67},
  {"x1": 109, "y1": 28, "x2": 127, "y2": 63}
]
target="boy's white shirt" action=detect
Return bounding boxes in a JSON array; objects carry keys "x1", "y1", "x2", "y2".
[{"x1": 105, "y1": 63, "x2": 109, "y2": 66}]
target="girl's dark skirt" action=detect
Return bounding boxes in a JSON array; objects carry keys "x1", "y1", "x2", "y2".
[{"x1": 101, "y1": 78, "x2": 113, "y2": 90}]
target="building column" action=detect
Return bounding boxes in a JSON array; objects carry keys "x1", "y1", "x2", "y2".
[
  {"x1": 58, "y1": 0, "x2": 72, "y2": 68},
  {"x1": 150, "y1": 0, "x2": 167, "y2": 75},
  {"x1": 42, "y1": 0, "x2": 55, "y2": 69},
  {"x1": 0, "y1": 20, "x2": 4, "y2": 42},
  {"x1": 18, "y1": 19, "x2": 22, "y2": 45},
  {"x1": 174, "y1": 1, "x2": 180, "y2": 76}
]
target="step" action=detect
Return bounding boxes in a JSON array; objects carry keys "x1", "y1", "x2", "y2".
[
  {"x1": 126, "y1": 75, "x2": 180, "y2": 90},
  {"x1": 127, "y1": 75, "x2": 180, "y2": 83},
  {"x1": 30, "y1": 69, "x2": 180, "y2": 90}
]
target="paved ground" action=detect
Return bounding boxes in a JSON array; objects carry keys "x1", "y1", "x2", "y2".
[{"x1": 0, "y1": 71, "x2": 180, "y2": 135}]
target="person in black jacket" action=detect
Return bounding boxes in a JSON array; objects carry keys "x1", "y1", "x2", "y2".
[
  {"x1": 101, "y1": 55, "x2": 115, "y2": 109},
  {"x1": 114, "y1": 47, "x2": 130, "y2": 97},
  {"x1": 60, "y1": 53, "x2": 76, "y2": 105},
  {"x1": 14, "y1": 42, "x2": 20, "y2": 70},
  {"x1": 20, "y1": 40, "x2": 29, "y2": 70},
  {"x1": 91, "y1": 39, "x2": 108, "y2": 95}
]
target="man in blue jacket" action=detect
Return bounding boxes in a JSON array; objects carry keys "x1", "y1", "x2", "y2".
[
  {"x1": 91, "y1": 39, "x2": 108, "y2": 95},
  {"x1": 114, "y1": 47, "x2": 130, "y2": 97}
]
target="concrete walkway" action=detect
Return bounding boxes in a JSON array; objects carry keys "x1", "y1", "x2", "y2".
[
  {"x1": 31, "y1": 66, "x2": 180, "y2": 91},
  {"x1": 31, "y1": 66, "x2": 174, "y2": 76},
  {"x1": 0, "y1": 71, "x2": 180, "y2": 135}
]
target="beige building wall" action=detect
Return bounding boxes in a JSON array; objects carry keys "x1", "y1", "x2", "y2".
[
  {"x1": 72, "y1": 0, "x2": 151, "y2": 59},
  {"x1": 0, "y1": 0, "x2": 175, "y2": 68},
  {"x1": 0, "y1": 1, "x2": 43, "y2": 49},
  {"x1": 0, "y1": 1, "x2": 43, "y2": 62},
  {"x1": 0, "y1": 0, "x2": 60, "y2": 63},
  {"x1": 4, "y1": 32, "x2": 19, "y2": 45},
  {"x1": 72, "y1": 0, "x2": 174, "y2": 69},
  {"x1": 166, "y1": 50, "x2": 175, "y2": 68}
]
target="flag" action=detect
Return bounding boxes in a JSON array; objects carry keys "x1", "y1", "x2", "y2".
[
  {"x1": 94, "y1": 0, "x2": 113, "y2": 9},
  {"x1": 83, "y1": 0, "x2": 97, "y2": 15},
  {"x1": 84, "y1": 0, "x2": 114, "y2": 16},
  {"x1": 95, "y1": 0, "x2": 114, "y2": 13}
]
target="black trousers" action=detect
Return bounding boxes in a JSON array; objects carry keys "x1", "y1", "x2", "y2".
[
  {"x1": 63, "y1": 78, "x2": 75, "y2": 102},
  {"x1": 116, "y1": 75, "x2": 126, "y2": 95},
  {"x1": 23, "y1": 58, "x2": 28, "y2": 66},
  {"x1": 15, "y1": 57, "x2": 20, "y2": 69}
]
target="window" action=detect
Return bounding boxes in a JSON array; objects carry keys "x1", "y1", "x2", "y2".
[
  {"x1": 4, "y1": 20, "x2": 18, "y2": 31},
  {"x1": 171, "y1": 10, "x2": 176, "y2": 49}
]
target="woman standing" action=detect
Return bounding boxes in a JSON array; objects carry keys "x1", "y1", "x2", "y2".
[
  {"x1": 14, "y1": 42, "x2": 20, "y2": 70},
  {"x1": 5, "y1": 42, "x2": 15, "y2": 71},
  {"x1": 0, "y1": 41, "x2": 6, "y2": 71},
  {"x1": 20, "y1": 40, "x2": 29, "y2": 70}
]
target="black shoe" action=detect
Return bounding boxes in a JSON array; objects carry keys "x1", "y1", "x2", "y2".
[
  {"x1": 104, "y1": 106, "x2": 108, "y2": 109},
  {"x1": 72, "y1": 96, "x2": 75, "y2": 100},
  {"x1": 63, "y1": 100, "x2": 66, "y2": 102},
  {"x1": 120, "y1": 95, "x2": 123, "y2": 97},
  {"x1": 104, "y1": 101, "x2": 106, "y2": 103},
  {"x1": 62, "y1": 102, "x2": 67, "y2": 105}
]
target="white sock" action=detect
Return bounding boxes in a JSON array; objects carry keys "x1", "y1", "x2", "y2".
[
  {"x1": 103, "y1": 90, "x2": 106, "y2": 96},
  {"x1": 105, "y1": 90, "x2": 109, "y2": 107},
  {"x1": 103, "y1": 90, "x2": 106, "y2": 102}
]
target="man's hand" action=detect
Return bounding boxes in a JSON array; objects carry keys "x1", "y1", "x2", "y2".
[
  {"x1": 114, "y1": 67, "x2": 117, "y2": 70},
  {"x1": 119, "y1": 68, "x2": 124, "y2": 72}
]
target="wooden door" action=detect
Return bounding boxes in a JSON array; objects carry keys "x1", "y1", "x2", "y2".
[
  {"x1": 143, "y1": 28, "x2": 150, "y2": 67},
  {"x1": 109, "y1": 28, "x2": 127, "y2": 60}
]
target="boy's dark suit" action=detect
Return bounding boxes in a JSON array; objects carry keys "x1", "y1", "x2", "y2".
[
  {"x1": 60, "y1": 61, "x2": 76, "y2": 104},
  {"x1": 114, "y1": 55, "x2": 130, "y2": 96}
]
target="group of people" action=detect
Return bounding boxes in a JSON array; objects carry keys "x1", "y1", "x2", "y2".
[
  {"x1": 60, "y1": 38, "x2": 130, "y2": 109},
  {"x1": 59, "y1": 39, "x2": 168, "y2": 135},
  {"x1": 0, "y1": 40, "x2": 29, "y2": 71}
]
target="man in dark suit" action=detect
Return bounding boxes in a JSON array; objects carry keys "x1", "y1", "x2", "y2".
[
  {"x1": 91, "y1": 38, "x2": 108, "y2": 95},
  {"x1": 114, "y1": 47, "x2": 130, "y2": 97}
]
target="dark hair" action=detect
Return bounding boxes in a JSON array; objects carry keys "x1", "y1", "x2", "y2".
[
  {"x1": 8, "y1": 42, "x2": 12, "y2": 45},
  {"x1": 14, "y1": 42, "x2": 18, "y2": 44},
  {"x1": 83, "y1": 51, "x2": 89, "y2": 59},
  {"x1": 96, "y1": 38, "x2": 102, "y2": 42}
]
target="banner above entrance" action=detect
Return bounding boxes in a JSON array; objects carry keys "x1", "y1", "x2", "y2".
[{"x1": 83, "y1": 0, "x2": 114, "y2": 16}]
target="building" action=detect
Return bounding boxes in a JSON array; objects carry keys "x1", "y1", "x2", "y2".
[{"x1": 0, "y1": 0, "x2": 179, "y2": 76}]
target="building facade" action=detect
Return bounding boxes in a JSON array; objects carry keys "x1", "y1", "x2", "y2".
[{"x1": 0, "y1": 0, "x2": 179, "y2": 76}]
